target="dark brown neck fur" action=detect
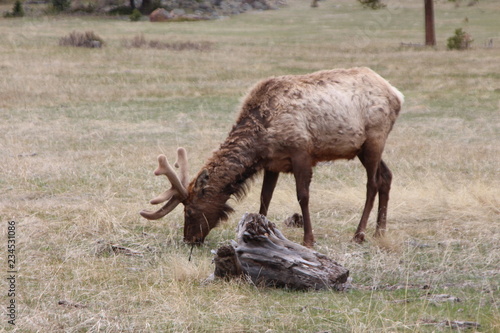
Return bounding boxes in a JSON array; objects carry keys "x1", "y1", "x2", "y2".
[
  {"x1": 206, "y1": 117, "x2": 266, "y2": 200},
  {"x1": 188, "y1": 113, "x2": 268, "y2": 227}
]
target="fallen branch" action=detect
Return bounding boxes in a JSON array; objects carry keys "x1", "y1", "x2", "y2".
[
  {"x1": 58, "y1": 300, "x2": 87, "y2": 309},
  {"x1": 212, "y1": 213, "x2": 349, "y2": 290}
]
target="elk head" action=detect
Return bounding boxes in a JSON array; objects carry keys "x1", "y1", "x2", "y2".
[{"x1": 140, "y1": 148, "x2": 219, "y2": 244}]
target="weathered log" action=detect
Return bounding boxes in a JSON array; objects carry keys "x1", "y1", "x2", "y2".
[{"x1": 213, "y1": 213, "x2": 349, "y2": 290}]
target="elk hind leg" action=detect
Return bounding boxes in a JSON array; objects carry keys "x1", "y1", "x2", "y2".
[{"x1": 374, "y1": 160, "x2": 392, "y2": 237}]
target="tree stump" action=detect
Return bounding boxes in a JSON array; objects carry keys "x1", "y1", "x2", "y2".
[{"x1": 213, "y1": 213, "x2": 349, "y2": 290}]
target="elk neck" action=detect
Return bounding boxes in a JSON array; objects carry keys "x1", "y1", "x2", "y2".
[{"x1": 202, "y1": 116, "x2": 267, "y2": 202}]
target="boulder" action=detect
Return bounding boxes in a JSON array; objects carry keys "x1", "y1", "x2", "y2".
[{"x1": 149, "y1": 8, "x2": 173, "y2": 22}]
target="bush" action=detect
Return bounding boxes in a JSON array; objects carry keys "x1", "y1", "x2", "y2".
[
  {"x1": 4, "y1": 0, "x2": 25, "y2": 17},
  {"x1": 129, "y1": 8, "x2": 142, "y2": 21},
  {"x1": 358, "y1": 0, "x2": 386, "y2": 9},
  {"x1": 122, "y1": 34, "x2": 213, "y2": 51},
  {"x1": 52, "y1": 0, "x2": 71, "y2": 12},
  {"x1": 447, "y1": 28, "x2": 473, "y2": 50},
  {"x1": 107, "y1": 5, "x2": 134, "y2": 15},
  {"x1": 59, "y1": 31, "x2": 104, "y2": 48}
]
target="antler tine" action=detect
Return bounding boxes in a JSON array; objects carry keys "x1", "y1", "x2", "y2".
[
  {"x1": 150, "y1": 188, "x2": 176, "y2": 205},
  {"x1": 154, "y1": 154, "x2": 188, "y2": 200},
  {"x1": 141, "y1": 149, "x2": 189, "y2": 220},
  {"x1": 140, "y1": 197, "x2": 181, "y2": 220},
  {"x1": 174, "y1": 147, "x2": 189, "y2": 189}
]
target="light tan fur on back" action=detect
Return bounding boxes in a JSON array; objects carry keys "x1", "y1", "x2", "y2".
[{"x1": 238, "y1": 67, "x2": 403, "y2": 172}]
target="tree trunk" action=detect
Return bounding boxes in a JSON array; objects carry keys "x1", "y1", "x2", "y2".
[
  {"x1": 424, "y1": 0, "x2": 436, "y2": 46},
  {"x1": 213, "y1": 213, "x2": 349, "y2": 290},
  {"x1": 139, "y1": 0, "x2": 153, "y2": 14}
]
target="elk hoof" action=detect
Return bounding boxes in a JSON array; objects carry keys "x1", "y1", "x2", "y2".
[
  {"x1": 374, "y1": 229, "x2": 386, "y2": 238},
  {"x1": 302, "y1": 237, "x2": 315, "y2": 248},
  {"x1": 352, "y1": 232, "x2": 365, "y2": 244}
]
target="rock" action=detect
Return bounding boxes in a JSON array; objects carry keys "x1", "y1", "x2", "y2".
[
  {"x1": 252, "y1": 0, "x2": 268, "y2": 10},
  {"x1": 149, "y1": 8, "x2": 173, "y2": 22},
  {"x1": 90, "y1": 40, "x2": 102, "y2": 48},
  {"x1": 171, "y1": 8, "x2": 186, "y2": 16},
  {"x1": 284, "y1": 213, "x2": 303, "y2": 228},
  {"x1": 154, "y1": 0, "x2": 286, "y2": 19}
]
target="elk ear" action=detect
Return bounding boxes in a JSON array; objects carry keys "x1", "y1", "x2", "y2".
[{"x1": 194, "y1": 169, "x2": 209, "y2": 194}]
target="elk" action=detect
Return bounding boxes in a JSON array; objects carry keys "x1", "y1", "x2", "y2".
[{"x1": 140, "y1": 67, "x2": 404, "y2": 247}]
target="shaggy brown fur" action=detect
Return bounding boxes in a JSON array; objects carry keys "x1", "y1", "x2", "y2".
[{"x1": 142, "y1": 67, "x2": 404, "y2": 246}]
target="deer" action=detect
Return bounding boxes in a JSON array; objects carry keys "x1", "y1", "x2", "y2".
[{"x1": 140, "y1": 67, "x2": 404, "y2": 247}]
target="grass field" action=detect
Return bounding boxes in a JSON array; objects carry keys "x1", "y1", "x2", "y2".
[{"x1": 1, "y1": 0, "x2": 499, "y2": 331}]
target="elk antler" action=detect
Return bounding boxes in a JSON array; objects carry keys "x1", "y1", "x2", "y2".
[{"x1": 140, "y1": 148, "x2": 189, "y2": 220}]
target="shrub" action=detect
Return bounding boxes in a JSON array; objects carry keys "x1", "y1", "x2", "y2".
[
  {"x1": 107, "y1": 5, "x2": 134, "y2": 15},
  {"x1": 447, "y1": 28, "x2": 473, "y2": 50},
  {"x1": 129, "y1": 8, "x2": 142, "y2": 21},
  {"x1": 358, "y1": 0, "x2": 386, "y2": 9},
  {"x1": 122, "y1": 34, "x2": 213, "y2": 51},
  {"x1": 4, "y1": 0, "x2": 25, "y2": 17},
  {"x1": 126, "y1": 34, "x2": 147, "y2": 48},
  {"x1": 52, "y1": 0, "x2": 71, "y2": 12},
  {"x1": 59, "y1": 31, "x2": 104, "y2": 48}
]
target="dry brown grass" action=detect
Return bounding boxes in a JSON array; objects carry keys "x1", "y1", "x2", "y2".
[
  {"x1": 59, "y1": 30, "x2": 104, "y2": 48},
  {"x1": 122, "y1": 34, "x2": 213, "y2": 51},
  {"x1": 1, "y1": 0, "x2": 499, "y2": 331}
]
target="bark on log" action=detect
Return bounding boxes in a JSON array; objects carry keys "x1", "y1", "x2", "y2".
[{"x1": 213, "y1": 213, "x2": 349, "y2": 290}]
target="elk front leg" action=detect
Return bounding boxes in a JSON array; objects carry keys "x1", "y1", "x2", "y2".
[
  {"x1": 259, "y1": 170, "x2": 279, "y2": 216},
  {"x1": 291, "y1": 153, "x2": 314, "y2": 247},
  {"x1": 353, "y1": 145, "x2": 382, "y2": 243}
]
